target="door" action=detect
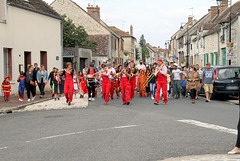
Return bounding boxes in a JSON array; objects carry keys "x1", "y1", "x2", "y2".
[
  {"x1": 80, "y1": 58, "x2": 86, "y2": 71},
  {"x1": 3, "y1": 48, "x2": 12, "y2": 79},
  {"x1": 24, "y1": 52, "x2": 31, "y2": 72},
  {"x1": 40, "y1": 51, "x2": 47, "y2": 70},
  {"x1": 222, "y1": 48, "x2": 226, "y2": 66}
]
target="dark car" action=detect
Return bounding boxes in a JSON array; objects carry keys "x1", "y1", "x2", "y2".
[{"x1": 200, "y1": 66, "x2": 240, "y2": 99}]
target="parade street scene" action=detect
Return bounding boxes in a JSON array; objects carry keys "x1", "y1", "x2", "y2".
[{"x1": 1, "y1": 0, "x2": 240, "y2": 160}]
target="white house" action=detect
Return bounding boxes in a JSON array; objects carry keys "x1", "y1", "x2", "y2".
[{"x1": 0, "y1": 0, "x2": 62, "y2": 94}]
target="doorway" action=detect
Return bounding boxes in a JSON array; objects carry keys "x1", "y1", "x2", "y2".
[
  {"x1": 40, "y1": 51, "x2": 47, "y2": 70},
  {"x1": 24, "y1": 52, "x2": 31, "y2": 72},
  {"x1": 80, "y1": 58, "x2": 86, "y2": 71}
]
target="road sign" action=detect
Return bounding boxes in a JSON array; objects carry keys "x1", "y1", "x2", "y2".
[{"x1": 226, "y1": 42, "x2": 234, "y2": 60}]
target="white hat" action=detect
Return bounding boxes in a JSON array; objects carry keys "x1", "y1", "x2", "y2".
[{"x1": 173, "y1": 63, "x2": 178, "y2": 66}]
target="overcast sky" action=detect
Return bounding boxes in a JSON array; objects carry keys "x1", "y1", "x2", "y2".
[{"x1": 44, "y1": 0, "x2": 238, "y2": 48}]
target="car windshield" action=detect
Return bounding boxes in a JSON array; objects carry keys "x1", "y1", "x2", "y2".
[{"x1": 217, "y1": 68, "x2": 240, "y2": 79}]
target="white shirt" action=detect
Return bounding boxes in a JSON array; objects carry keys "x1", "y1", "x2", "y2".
[
  {"x1": 136, "y1": 64, "x2": 146, "y2": 70},
  {"x1": 155, "y1": 64, "x2": 167, "y2": 76},
  {"x1": 172, "y1": 69, "x2": 182, "y2": 80}
]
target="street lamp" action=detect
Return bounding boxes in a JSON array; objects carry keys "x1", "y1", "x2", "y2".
[
  {"x1": 216, "y1": 0, "x2": 232, "y2": 65},
  {"x1": 180, "y1": 22, "x2": 189, "y2": 68}
]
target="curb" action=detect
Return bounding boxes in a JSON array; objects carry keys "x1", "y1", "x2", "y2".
[
  {"x1": 0, "y1": 98, "x2": 52, "y2": 114},
  {"x1": 227, "y1": 100, "x2": 239, "y2": 105}
]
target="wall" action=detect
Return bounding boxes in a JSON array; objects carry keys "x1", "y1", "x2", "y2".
[{"x1": 0, "y1": 5, "x2": 62, "y2": 94}]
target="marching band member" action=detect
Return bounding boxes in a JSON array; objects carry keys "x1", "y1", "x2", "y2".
[
  {"x1": 86, "y1": 63, "x2": 98, "y2": 101},
  {"x1": 129, "y1": 62, "x2": 138, "y2": 100},
  {"x1": 107, "y1": 62, "x2": 116, "y2": 99},
  {"x1": 137, "y1": 69, "x2": 147, "y2": 97},
  {"x1": 154, "y1": 59, "x2": 168, "y2": 105},
  {"x1": 120, "y1": 62, "x2": 131, "y2": 105},
  {"x1": 79, "y1": 71, "x2": 88, "y2": 98},
  {"x1": 63, "y1": 62, "x2": 74, "y2": 106},
  {"x1": 101, "y1": 64, "x2": 111, "y2": 105}
]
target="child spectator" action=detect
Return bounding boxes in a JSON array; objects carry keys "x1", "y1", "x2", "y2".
[
  {"x1": 2, "y1": 76, "x2": 11, "y2": 101},
  {"x1": 167, "y1": 70, "x2": 171, "y2": 99},
  {"x1": 73, "y1": 70, "x2": 79, "y2": 98},
  {"x1": 53, "y1": 71, "x2": 61, "y2": 101},
  {"x1": 181, "y1": 75, "x2": 187, "y2": 98},
  {"x1": 17, "y1": 72, "x2": 25, "y2": 102}
]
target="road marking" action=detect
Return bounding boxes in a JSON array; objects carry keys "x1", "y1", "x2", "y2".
[
  {"x1": 0, "y1": 147, "x2": 8, "y2": 150},
  {"x1": 26, "y1": 125, "x2": 138, "y2": 143},
  {"x1": 178, "y1": 120, "x2": 237, "y2": 135}
]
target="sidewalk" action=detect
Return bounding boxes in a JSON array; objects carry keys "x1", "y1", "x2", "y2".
[
  {"x1": 0, "y1": 90, "x2": 53, "y2": 114},
  {"x1": 161, "y1": 154, "x2": 240, "y2": 161}
]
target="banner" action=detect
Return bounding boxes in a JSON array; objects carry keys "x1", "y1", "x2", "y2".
[{"x1": 226, "y1": 42, "x2": 234, "y2": 60}]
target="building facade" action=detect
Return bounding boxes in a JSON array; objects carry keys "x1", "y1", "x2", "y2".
[{"x1": 0, "y1": 0, "x2": 62, "y2": 94}]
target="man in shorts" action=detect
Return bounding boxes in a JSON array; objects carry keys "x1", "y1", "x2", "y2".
[{"x1": 202, "y1": 63, "x2": 215, "y2": 102}]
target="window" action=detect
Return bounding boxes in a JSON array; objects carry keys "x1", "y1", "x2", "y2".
[
  {"x1": 0, "y1": 0, "x2": 7, "y2": 22},
  {"x1": 3, "y1": 48, "x2": 12, "y2": 80},
  {"x1": 217, "y1": 68, "x2": 240, "y2": 79}
]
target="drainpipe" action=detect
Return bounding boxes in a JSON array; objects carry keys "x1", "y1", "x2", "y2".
[
  {"x1": 61, "y1": 20, "x2": 63, "y2": 69},
  {"x1": 217, "y1": 29, "x2": 220, "y2": 65}
]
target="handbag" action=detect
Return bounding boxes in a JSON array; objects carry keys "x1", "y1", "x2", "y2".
[{"x1": 28, "y1": 72, "x2": 35, "y2": 86}]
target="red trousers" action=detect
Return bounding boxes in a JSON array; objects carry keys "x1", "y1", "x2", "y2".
[
  {"x1": 120, "y1": 81, "x2": 130, "y2": 103},
  {"x1": 19, "y1": 93, "x2": 24, "y2": 100},
  {"x1": 102, "y1": 82, "x2": 111, "y2": 103},
  {"x1": 4, "y1": 92, "x2": 10, "y2": 101},
  {"x1": 64, "y1": 82, "x2": 74, "y2": 102},
  {"x1": 155, "y1": 82, "x2": 168, "y2": 103},
  {"x1": 110, "y1": 82, "x2": 115, "y2": 99},
  {"x1": 130, "y1": 78, "x2": 136, "y2": 99},
  {"x1": 115, "y1": 83, "x2": 120, "y2": 98}
]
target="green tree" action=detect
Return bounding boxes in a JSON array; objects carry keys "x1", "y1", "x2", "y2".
[
  {"x1": 139, "y1": 34, "x2": 149, "y2": 62},
  {"x1": 135, "y1": 47, "x2": 140, "y2": 60},
  {"x1": 124, "y1": 50, "x2": 129, "y2": 56},
  {"x1": 62, "y1": 15, "x2": 97, "y2": 51}
]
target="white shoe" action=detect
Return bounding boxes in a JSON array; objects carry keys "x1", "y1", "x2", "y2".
[
  {"x1": 32, "y1": 96, "x2": 36, "y2": 101},
  {"x1": 151, "y1": 96, "x2": 154, "y2": 100},
  {"x1": 27, "y1": 99, "x2": 31, "y2": 102},
  {"x1": 91, "y1": 98, "x2": 95, "y2": 101},
  {"x1": 19, "y1": 99, "x2": 23, "y2": 102},
  {"x1": 228, "y1": 149, "x2": 240, "y2": 154},
  {"x1": 88, "y1": 98, "x2": 91, "y2": 101}
]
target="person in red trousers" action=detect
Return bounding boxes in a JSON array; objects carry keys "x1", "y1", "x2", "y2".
[
  {"x1": 63, "y1": 62, "x2": 74, "y2": 106},
  {"x1": 119, "y1": 62, "x2": 131, "y2": 105},
  {"x1": 154, "y1": 59, "x2": 168, "y2": 105},
  {"x1": 2, "y1": 76, "x2": 11, "y2": 101},
  {"x1": 129, "y1": 62, "x2": 138, "y2": 100},
  {"x1": 107, "y1": 62, "x2": 116, "y2": 99},
  {"x1": 114, "y1": 75, "x2": 120, "y2": 99},
  {"x1": 101, "y1": 64, "x2": 111, "y2": 105}
]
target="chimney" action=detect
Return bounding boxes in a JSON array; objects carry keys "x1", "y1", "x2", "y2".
[
  {"x1": 188, "y1": 16, "x2": 193, "y2": 26},
  {"x1": 87, "y1": 4, "x2": 100, "y2": 22},
  {"x1": 220, "y1": 0, "x2": 228, "y2": 13},
  {"x1": 210, "y1": 6, "x2": 218, "y2": 19},
  {"x1": 130, "y1": 25, "x2": 133, "y2": 36}
]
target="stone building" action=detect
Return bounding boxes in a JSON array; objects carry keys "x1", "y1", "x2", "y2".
[
  {"x1": 0, "y1": 0, "x2": 62, "y2": 94},
  {"x1": 51, "y1": 0, "x2": 123, "y2": 66}
]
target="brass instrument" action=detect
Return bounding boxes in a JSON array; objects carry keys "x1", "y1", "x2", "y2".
[
  {"x1": 143, "y1": 65, "x2": 163, "y2": 88},
  {"x1": 131, "y1": 68, "x2": 135, "y2": 77}
]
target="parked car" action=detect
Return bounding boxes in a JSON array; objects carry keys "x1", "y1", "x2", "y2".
[{"x1": 200, "y1": 66, "x2": 240, "y2": 99}]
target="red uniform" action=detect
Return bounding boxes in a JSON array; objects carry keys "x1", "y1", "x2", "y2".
[
  {"x1": 120, "y1": 69, "x2": 131, "y2": 104},
  {"x1": 64, "y1": 69, "x2": 74, "y2": 103},
  {"x1": 155, "y1": 65, "x2": 168, "y2": 104},
  {"x1": 130, "y1": 68, "x2": 137, "y2": 99},
  {"x1": 79, "y1": 75, "x2": 88, "y2": 94},
  {"x1": 110, "y1": 71, "x2": 115, "y2": 99},
  {"x1": 101, "y1": 71, "x2": 111, "y2": 103},
  {"x1": 114, "y1": 77, "x2": 120, "y2": 98},
  {"x1": 2, "y1": 79, "x2": 11, "y2": 101}
]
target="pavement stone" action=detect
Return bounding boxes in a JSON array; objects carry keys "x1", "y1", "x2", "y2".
[
  {"x1": 161, "y1": 154, "x2": 240, "y2": 161},
  {"x1": 19, "y1": 94, "x2": 88, "y2": 112}
]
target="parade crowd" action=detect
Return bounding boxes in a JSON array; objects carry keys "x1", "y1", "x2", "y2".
[{"x1": 2, "y1": 59, "x2": 216, "y2": 106}]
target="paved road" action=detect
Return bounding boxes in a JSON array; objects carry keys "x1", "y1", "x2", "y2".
[{"x1": 0, "y1": 95, "x2": 239, "y2": 161}]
